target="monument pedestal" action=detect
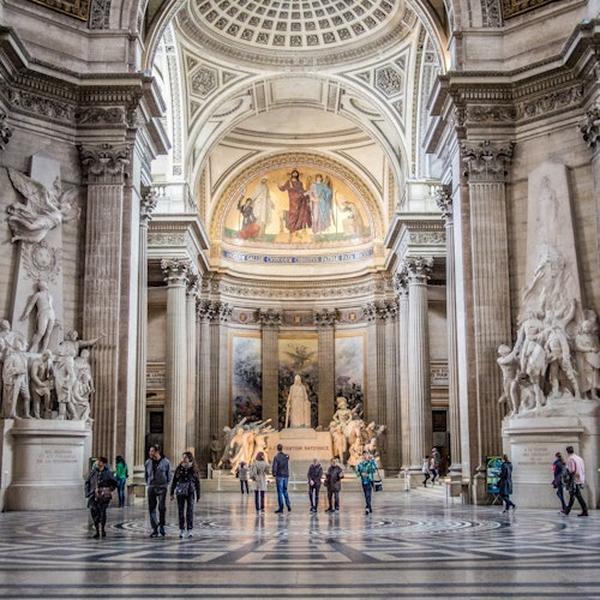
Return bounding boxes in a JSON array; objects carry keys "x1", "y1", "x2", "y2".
[
  {"x1": 3, "y1": 419, "x2": 92, "y2": 511},
  {"x1": 502, "y1": 399, "x2": 599, "y2": 509}
]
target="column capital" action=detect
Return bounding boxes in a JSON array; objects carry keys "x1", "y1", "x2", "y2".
[
  {"x1": 186, "y1": 271, "x2": 200, "y2": 298},
  {"x1": 219, "y1": 302, "x2": 233, "y2": 323},
  {"x1": 140, "y1": 186, "x2": 159, "y2": 223},
  {"x1": 313, "y1": 308, "x2": 339, "y2": 328},
  {"x1": 361, "y1": 302, "x2": 377, "y2": 322},
  {"x1": 0, "y1": 110, "x2": 12, "y2": 151},
  {"x1": 460, "y1": 140, "x2": 515, "y2": 183},
  {"x1": 403, "y1": 256, "x2": 433, "y2": 285},
  {"x1": 256, "y1": 308, "x2": 282, "y2": 328},
  {"x1": 161, "y1": 258, "x2": 190, "y2": 286},
  {"x1": 434, "y1": 184, "x2": 453, "y2": 225},
  {"x1": 197, "y1": 299, "x2": 217, "y2": 321},
  {"x1": 79, "y1": 143, "x2": 132, "y2": 184},
  {"x1": 376, "y1": 300, "x2": 398, "y2": 321},
  {"x1": 393, "y1": 270, "x2": 409, "y2": 297},
  {"x1": 580, "y1": 102, "x2": 600, "y2": 150}
]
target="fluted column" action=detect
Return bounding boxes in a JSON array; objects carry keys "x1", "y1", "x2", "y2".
[
  {"x1": 162, "y1": 258, "x2": 190, "y2": 463},
  {"x1": 362, "y1": 303, "x2": 379, "y2": 424},
  {"x1": 580, "y1": 102, "x2": 600, "y2": 263},
  {"x1": 79, "y1": 143, "x2": 131, "y2": 459},
  {"x1": 196, "y1": 300, "x2": 215, "y2": 463},
  {"x1": 396, "y1": 275, "x2": 411, "y2": 469},
  {"x1": 405, "y1": 257, "x2": 433, "y2": 469},
  {"x1": 186, "y1": 273, "x2": 199, "y2": 453},
  {"x1": 381, "y1": 300, "x2": 400, "y2": 471},
  {"x1": 461, "y1": 140, "x2": 513, "y2": 465},
  {"x1": 258, "y1": 309, "x2": 281, "y2": 427},
  {"x1": 315, "y1": 309, "x2": 338, "y2": 429},
  {"x1": 218, "y1": 303, "x2": 232, "y2": 433},
  {"x1": 435, "y1": 185, "x2": 461, "y2": 472},
  {"x1": 133, "y1": 187, "x2": 158, "y2": 477}
]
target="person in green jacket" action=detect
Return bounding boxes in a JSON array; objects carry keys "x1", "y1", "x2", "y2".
[
  {"x1": 115, "y1": 455, "x2": 129, "y2": 508},
  {"x1": 355, "y1": 451, "x2": 378, "y2": 514}
]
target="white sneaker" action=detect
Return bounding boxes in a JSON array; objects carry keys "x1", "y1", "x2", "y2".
[
  {"x1": 188, "y1": 530, "x2": 193, "y2": 538},
  {"x1": 179, "y1": 529, "x2": 184, "y2": 538}
]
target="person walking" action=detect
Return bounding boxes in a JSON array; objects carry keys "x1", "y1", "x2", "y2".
[
  {"x1": 356, "y1": 451, "x2": 378, "y2": 514},
  {"x1": 145, "y1": 445, "x2": 172, "y2": 537},
  {"x1": 272, "y1": 443, "x2": 291, "y2": 513},
  {"x1": 114, "y1": 455, "x2": 129, "y2": 508},
  {"x1": 170, "y1": 451, "x2": 201, "y2": 538},
  {"x1": 324, "y1": 458, "x2": 344, "y2": 512},
  {"x1": 564, "y1": 446, "x2": 588, "y2": 517},
  {"x1": 422, "y1": 455, "x2": 431, "y2": 487},
  {"x1": 237, "y1": 461, "x2": 250, "y2": 495},
  {"x1": 307, "y1": 458, "x2": 323, "y2": 512},
  {"x1": 429, "y1": 455, "x2": 439, "y2": 485},
  {"x1": 85, "y1": 456, "x2": 117, "y2": 539},
  {"x1": 249, "y1": 452, "x2": 270, "y2": 513},
  {"x1": 498, "y1": 454, "x2": 516, "y2": 513},
  {"x1": 552, "y1": 452, "x2": 568, "y2": 513}
]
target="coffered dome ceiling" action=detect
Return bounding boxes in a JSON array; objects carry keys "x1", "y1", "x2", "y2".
[{"x1": 178, "y1": 0, "x2": 417, "y2": 67}]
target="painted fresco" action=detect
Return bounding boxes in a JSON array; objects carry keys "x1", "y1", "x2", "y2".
[
  {"x1": 278, "y1": 336, "x2": 319, "y2": 429},
  {"x1": 223, "y1": 166, "x2": 371, "y2": 246},
  {"x1": 231, "y1": 334, "x2": 262, "y2": 423},
  {"x1": 335, "y1": 333, "x2": 366, "y2": 417}
]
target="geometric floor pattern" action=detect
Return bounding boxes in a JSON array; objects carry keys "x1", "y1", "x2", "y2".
[{"x1": 0, "y1": 489, "x2": 598, "y2": 599}]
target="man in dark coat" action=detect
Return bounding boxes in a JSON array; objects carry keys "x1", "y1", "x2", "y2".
[
  {"x1": 324, "y1": 458, "x2": 344, "y2": 512},
  {"x1": 498, "y1": 454, "x2": 516, "y2": 513},
  {"x1": 307, "y1": 458, "x2": 323, "y2": 512},
  {"x1": 272, "y1": 444, "x2": 291, "y2": 513}
]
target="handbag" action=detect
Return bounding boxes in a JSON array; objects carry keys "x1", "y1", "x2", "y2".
[
  {"x1": 175, "y1": 481, "x2": 193, "y2": 497},
  {"x1": 95, "y1": 485, "x2": 113, "y2": 502},
  {"x1": 373, "y1": 468, "x2": 383, "y2": 492}
]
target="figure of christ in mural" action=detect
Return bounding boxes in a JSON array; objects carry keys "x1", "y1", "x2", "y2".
[
  {"x1": 308, "y1": 174, "x2": 334, "y2": 234},
  {"x1": 278, "y1": 169, "x2": 312, "y2": 240}
]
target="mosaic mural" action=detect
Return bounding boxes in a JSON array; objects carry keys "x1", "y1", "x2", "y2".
[{"x1": 230, "y1": 334, "x2": 262, "y2": 423}]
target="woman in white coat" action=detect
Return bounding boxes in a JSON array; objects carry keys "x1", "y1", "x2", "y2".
[{"x1": 249, "y1": 451, "x2": 270, "y2": 513}]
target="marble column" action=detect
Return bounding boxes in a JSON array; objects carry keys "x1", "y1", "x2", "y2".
[
  {"x1": 362, "y1": 303, "x2": 379, "y2": 425},
  {"x1": 133, "y1": 187, "x2": 158, "y2": 478},
  {"x1": 196, "y1": 300, "x2": 214, "y2": 464},
  {"x1": 79, "y1": 143, "x2": 131, "y2": 459},
  {"x1": 395, "y1": 276, "x2": 411, "y2": 469},
  {"x1": 404, "y1": 257, "x2": 433, "y2": 469},
  {"x1": 186, "y1": 273, "x2": 199, "y2": 453},
  {"x1": 381, "y1": 299, "x2": 400, "y2": 471},
  {"x1": 461, "y1": 140, "x2": 514, "y2": 466},
  {"x1": 435, "y1": 185, "x2": 461, "y2": 472},
  {"x1": 218, "y1": 303, "x2": 232, "y2": 434},
  {"x1": 315, "y1": 309, "x2": 338, "y2": 429},
  {"x1": 580, "y1": 102, "x2": 600, "y2": 263},
  {"x1": 258, "y1": 309, "x2": 281, "y2": 427},
  {"x1": 161, "y1": 258, "x2": 190, "y2": 463}
]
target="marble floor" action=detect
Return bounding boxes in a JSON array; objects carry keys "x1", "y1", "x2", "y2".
[{"x1": 0, "y1": 488, "x2": 598, "y2": 599}]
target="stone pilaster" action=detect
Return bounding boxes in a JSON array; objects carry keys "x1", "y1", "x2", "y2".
[
  {"x1": 435, "y1": 184, "x2": 461, "y2": 471},
  {"x1": 580, "y1": 101, "x2": 600, "y2": 264},
  {"x1": 79, "y1": 143, "x2": 131, "y2": 460},
  {"x1": 186, "y1": 272, "x2": 199, "y2": 453},
  {"x1": 362, "y1": 303, "x2": 379, "y2": 425},
  {"x1": 314, "y1": 309, "x2": 338, "y2": 429},
  {"x1": 0, "y1": 110, "x2": 12, "y2": 151},
  {"x1": 461, "y1": 140, "x2": 514, "y2": 466},
  {"x1": 257, "y1": 309, "x2": 282, "y2": 427},
  {"x1": 395, "y1": 275, "x2": 411, "y2": 469},
  {"x1": 196, "y1": 300, "x2": 216, "y2": 464},
  {"x1": 161, "y1": 258, "x2": 190, "y2": 463},
  {"x1": 133, "y1": 186, "x2": 158, "y2": 477},
  {"x1": 404, "y1": 257, "x2": 433, "y2": 469},
  {"x1": 217, "y1": 303, "x2": 232, "y2": 433}
]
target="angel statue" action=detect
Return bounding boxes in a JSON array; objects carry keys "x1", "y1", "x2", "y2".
[{"x1": 6, "y1": 168, "x2": 78, "y2": 244}]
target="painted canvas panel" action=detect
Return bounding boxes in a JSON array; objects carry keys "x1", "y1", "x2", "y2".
[
  {"x1": 223, "y1": 165, "x2": 371, "y2": 246},
  {"x1": 231, "y1": 334, "x2": 262, "y2": 423},
  {"x1": 278, "y1": 335, "x2": 319, "y2": 429},
  {"x1": 335, "y1": 333, "x2": 366, "y2": 417}
]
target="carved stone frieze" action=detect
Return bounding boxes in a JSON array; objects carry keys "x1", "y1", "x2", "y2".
[
  {"x1": 75, "y1": 106, "x2": 125, "y2": 126},
  {"x1": 481, "y1": 0, "x2": 502, "y2": 27},
  {"x1": 403, "y1": 256, "x2": 433, "y2": 285},
  {"x1": 30, "y1": 0, "x2": 91, "y2": 20},
  {"x1": 460, "y1": 140, "x2": 515, "y2": 183},
  {"x1": 161, "y1": 258, "x2": 191, "y2": 286},
  {"x1": 408, "y1": 231, "x2": 446, "y2": 246},
  {"x1": 515, "y1": 84, "x2": 584, "y2": 121},
  {"x1": 580, "y1": 103, "x2": 600, "y2": 150},
  {"x1": 0, "y1": 110, "x2": 12, "y2": 151},
  {"x1": 256, "y1": 308, "x2": 282, "y2": 328},
  {"x1": 434, "y1": 185, "x2": 453, "y2": 225},
  {"x1": 88, "y1": 0, "x2": 111, "y2": 29},
  {"x1": 466, "y1": 105, "x2": 516, "y2": 123},
  {"x1": 79, "y1": 143, "x2": 131, "y2": 183},
  {"x1": 7, "y1": 89, "x2": 76, "y2": 124},
  {"x1": 313, "y1": 308, "x2": 340, "y2": 328},
  {"x1": 501, "y1": 0, "x2": 559, "y2": 19},
  {"x1": 148, "y1": 232, "x2": 187, "y2": 247}
]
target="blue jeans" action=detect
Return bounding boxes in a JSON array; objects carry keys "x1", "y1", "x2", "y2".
[
  {"x1": 276, "y1": 477, "x2": 291, "y2": 511},
  {"x1": 117, "y1": 478, "x2": 126, "y2": 507},
  {"x1": 362, "y1": 481, "x2": 373, "y2": 511}
]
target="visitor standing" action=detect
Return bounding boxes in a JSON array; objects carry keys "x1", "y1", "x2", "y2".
[
  {"x1": 429, "y1": 455, "x2": 439, "y2": 485},
  {"x1": 170, "y1": 451, "x2": 201, "y2": 538},
  {"x1": 356, "y1": 451, "x2": 378, "y2": 514},
  {"x1": 564, "y1": 446, "x2": 588, "y2": 517},
  {"x1": 272, "y1": 443, "x2": 291, "y2": 513},
  {"x1": 85, "y1": 456, "x2": 117, "y2": 539},
  {"x1": 114, "y1": 455, "x2": 129, "y2": 508},
  {"x1": 422, "y1": 455, "x2": 431, "y2": 487},
  {"x1": 498, "y1": 454, "x2": 516, "y2": 513},
  {"x1": 145, "y1": 445, "x2": 172, "y2": 537},
  {"x1": 325, "y1": 458, "x2": 344, "y2": 512},
  {"x1": 551, "y1": 452, "x2": 568, "y2": 513},
  {"x1": 237, "y1": 461, "x2": 250, "y2": 495},
  {"x1": 307, "y1": 458, "x2": 323, "y2": 512},
  {"x1": 250, "y1": 451, "x2": 270, "y2": 513}
]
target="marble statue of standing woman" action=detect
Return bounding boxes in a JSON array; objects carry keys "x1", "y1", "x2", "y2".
[{"x1": 285, "y1": 374, "x2": 312, "y2": 429}]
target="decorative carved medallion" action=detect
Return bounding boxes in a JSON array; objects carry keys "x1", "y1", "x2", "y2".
[{"x1": 22, "y1": 240, "x2": 62, "y2": 284}]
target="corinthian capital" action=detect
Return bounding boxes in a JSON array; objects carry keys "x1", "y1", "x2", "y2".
[
  {"x1": 460, "y1": 140, "x2": 515, "y2": 183},
  {"x1": 313, "y1": 308, "x2": 339, "y2": 328},
  {"x1": 79, "y1": 143, "x2": 131, "y2": 183},
  {"x1": 580, "y1": 103, "x2": 600, "y2": 150},
  {"x1": 161, "y1": 258, "x2": 190, "y2": 286},
  {"x1": 186, "y1": 271, "x2": 200, "y2": 298},
  {"x1": 256, "y1": 308, "x2": 282, "y2": 328},
  {"x1": 0, "y1": 111, "x2": 12, "y2": 151},
  {"x1": 403, "y1": 256, "x2": 433, "y2": 285},
  {"x1": 140, "y1": 186, "x2": 159, "y2": 222},
  {"x1": 434, "y1": 184, "x2": 453, "y2": 225}
]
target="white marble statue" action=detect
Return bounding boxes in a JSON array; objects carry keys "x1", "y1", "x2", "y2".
[
  {"x1": 73, "y1": 349, "x2": 94, "y2": 422},
  {"x1": 0, "y1": 319, "x2": 17, "y2": 406},
  {"x1": 497, "y1": 344, "x2": 519, "y2": 416},
  {"x1": 52, "y1": 351, "x2": 78, "y2": 420},
  {"x1": 6, "y1": 168, "x2": 78, "y2": 244},
  {"x1": 1, "y1": 335, "x2": 31, "y2": 419},
  {"x1": 285, "y1": 374, "x2": 311, "y2": 428},
  {"x1": 20, "y1": 281, "x2": 56, "y2": 352},
  {"x1": 30, "y1": 350, "x2": 54, "y2": 419},
  {"x1": 217, "y1": 419, "x2": 274, "y2": 473},
  {"x1": 574, "y1": 310, "x2": 600, "y2": 400},
  {"x1": 330, "y1": 423, "x2": 346, "y2": 462}
]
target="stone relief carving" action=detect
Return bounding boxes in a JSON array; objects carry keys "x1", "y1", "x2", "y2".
[
  {"x1": 190, "y1": 67, "x2": 218, "y2": 98},
  {"x1": 79, "y1": 143, "x2": 131, "y2": 182},
  {"x1": 434, "y1": 185, "x2": 453, "y2": 224},
  {"x1": 375, "y1": 66, "x2": 404, "y2": 98},
  {"x1": 140, "y1": 186, "x2": 159, "y2": 222},
  {"x1": 467, "y1": 105, "x2": 516, "y2": 123},
  {"x1": 580, "y1": 102, "x2": 600, "y2": 149},
  {"x1": 22, "y1": 240, "x2": 62, "y2": 284},
  {"x1": 0, "y1": 111, "x2": 12, "y2": 151},
  {"x1": 218, "y1": 419, "x2": 275, "y2": 474},
  {"x1": 88, "y1": 0, "x2": 111, "y2": 29},
  {"x1": 461, "y1": 140, "x2": 515, "y2": 183},
  {"x1": 8, "y1": 89, "x2": 76, "y2": 124},
  {"x1": 6, "y1": 168, "x2": 79, "y2": 244},
  {"x1": 501, "y1": 0, "x2": 559, "y2": 19},
  {"x1": 20, "y1": 281, "x2": 57, "y2": 353},
  {"x1": 516, "y1": 84, "x2": 584, "y2": 121},
  {"x1": 574, "y1": 311, "x2": 600, "y2": 400},
  {"x1": 30, "y1": 0, "x2": 91, "y2": 20}
]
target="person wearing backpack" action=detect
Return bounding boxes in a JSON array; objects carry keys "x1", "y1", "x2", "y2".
[
  {"x1": 356, "y1": 451, "x2": 378, "y2": 514},
  {"x1": 170, "y1": 451, "x2": 201, "y2": 538},
  {"x1": 114, "y1": 455, "x2": 129, "y2": 508},
  {"x1": 551, "y1": 452, "x2": 568, "y2": 513},
  {"x1": 85, "y1": 456, "x2": 118, "y2": 539}
]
